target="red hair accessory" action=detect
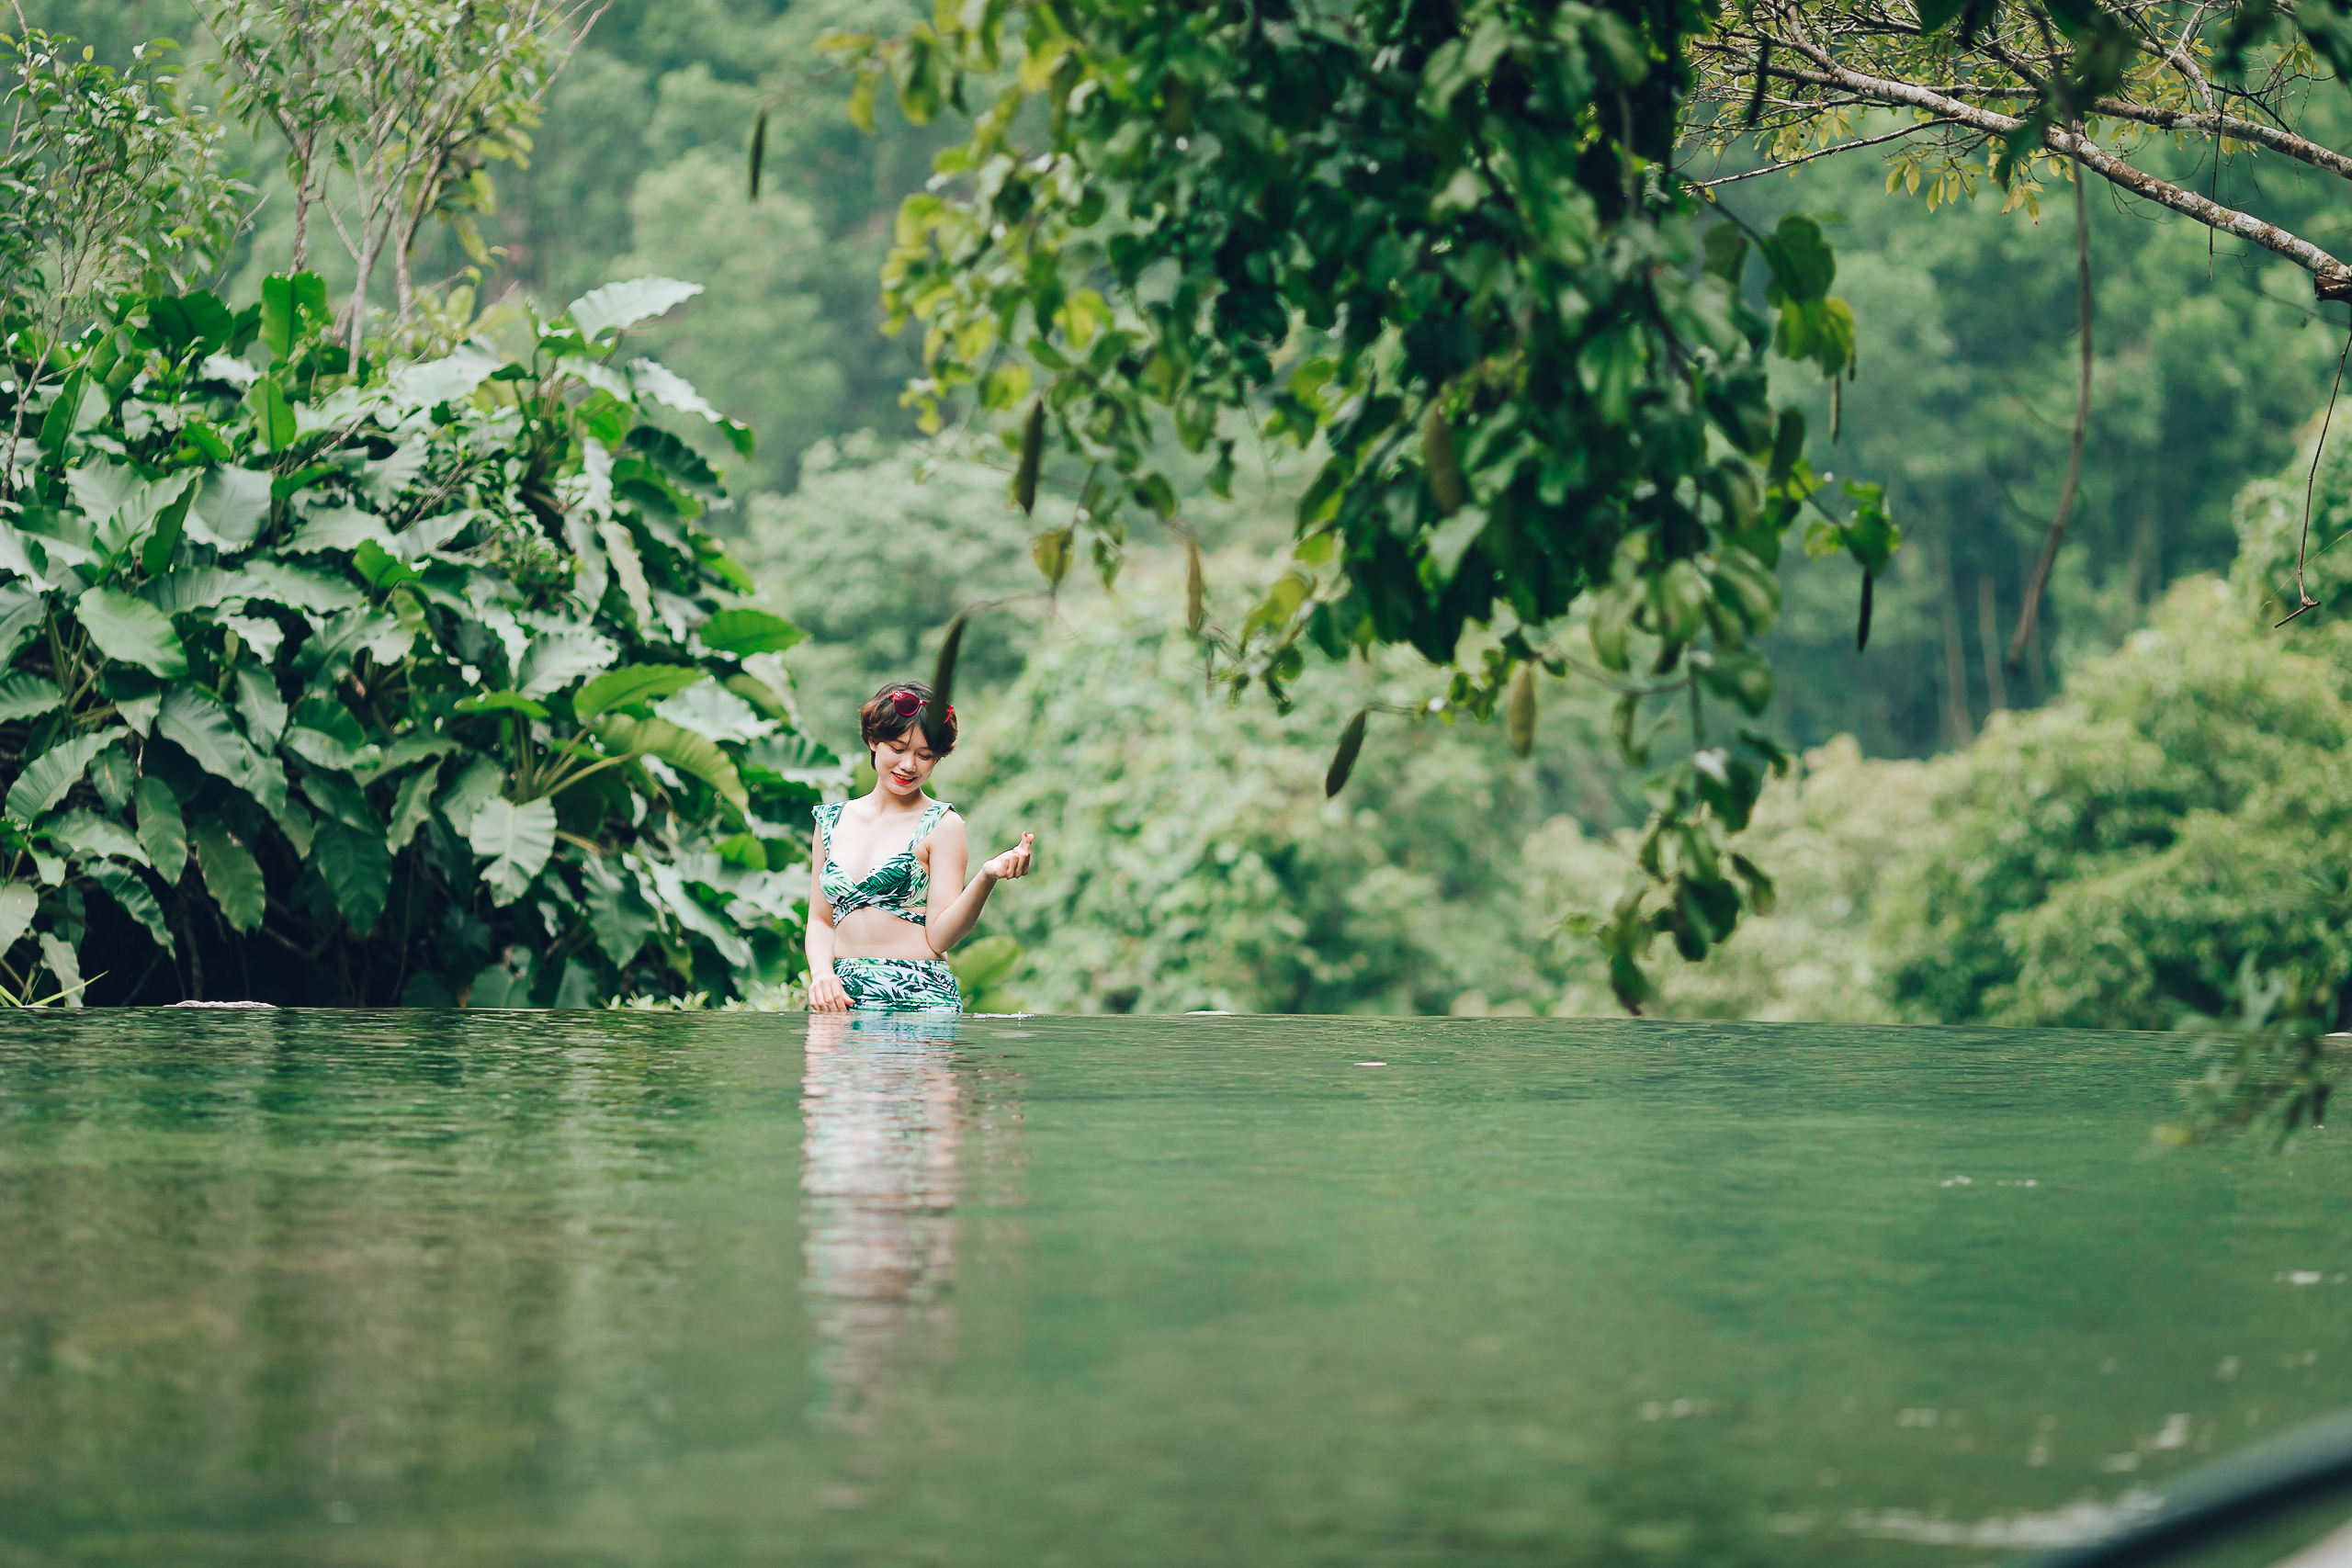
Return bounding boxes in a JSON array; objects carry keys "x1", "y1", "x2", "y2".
[{"x1": 888, "y1": 690, "x2": 921, "y2": 716}]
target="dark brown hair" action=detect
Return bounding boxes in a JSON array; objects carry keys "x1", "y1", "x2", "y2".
[{"x1": 860, "y1": 680, "x2": 957, "y2": 755}]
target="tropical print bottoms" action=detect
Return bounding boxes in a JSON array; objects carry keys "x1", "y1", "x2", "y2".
[{"x1": 832, "y1": 957, "x2": 963, "y2": 1012}]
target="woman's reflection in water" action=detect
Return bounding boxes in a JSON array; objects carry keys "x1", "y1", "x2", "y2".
[{"x1": 800, "y1": 1010, "x2": 1023, "y2": 1442}]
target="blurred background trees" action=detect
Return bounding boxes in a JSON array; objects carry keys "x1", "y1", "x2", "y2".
[{"x1": 27, "y1": 0, "x2": 2352, "y2": 1026}]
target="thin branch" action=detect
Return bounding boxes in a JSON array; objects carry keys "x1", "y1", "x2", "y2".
[
  {"x1": 1691, "y1": 117, "x2": 1958, "y2": 186},
  {"x1": 2008, "y1": 151, "x2": 2094, "y2": 669},
  {"x1": 1762, "y1": 14, "x2": 2352, "y2": 289}
]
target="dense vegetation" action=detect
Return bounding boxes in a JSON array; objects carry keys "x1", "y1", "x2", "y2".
[
  {"x1": 17, "y1": 0, "x2": 2352, "y2": 1042},
  {"x1": 0, "y1": 12, "x2": 838, "y2": 1007}
]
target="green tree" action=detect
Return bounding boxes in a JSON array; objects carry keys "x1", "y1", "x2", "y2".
[
  {"x1": 822, "y1": 0, "x2": 1883, "y2": 1009},
  {"x1": 957, "y1": 564, "x2": 1621, "y2": 1014},
  {"x1": 1722, "y1": 140, "x2": 2344, "y2": 757}
]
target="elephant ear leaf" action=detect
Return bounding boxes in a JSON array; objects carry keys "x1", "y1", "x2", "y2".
[
  {"x1": 313, "y1": 818, "x2": 392, "y2": 933},
  {"x1": 467, "y1": 797, "x2": 557, "y2": 907},
  {"x1": 7, "y1": 732, "x2": 115, "y2": 820},
  {"x1": 696, "y1": 608, "x2": 804, "y2": 656},
  {"x1": 566, "y1": 277, "x2": 704, "y2": 343},
  {"x1": 189, "y1": 815, "x2": 266, "y2": 932},
  {"x1": 573, "y1": 664, "x2": 706, "y2": 721},
  {"x1": 75, "y1": 589, "x2": 188, "y2": 678},
  {"x1": 135, "y1": 776, "x2": 187, "y2": 884},
  {"x1": 596, "y1": 714, "x2": 748, "y2": 813}
]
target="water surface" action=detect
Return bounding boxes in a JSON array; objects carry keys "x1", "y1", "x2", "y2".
[{"x1": 1, "y1": 1011, "x2": 2347, "y2": 1566}]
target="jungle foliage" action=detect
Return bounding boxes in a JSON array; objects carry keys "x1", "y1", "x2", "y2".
[
  {"x1": 817, "y1": 0, "x2": 1901, "y2": 1009},
  {"x1": 0, "y1": 23, "x2": 834, "y2": 1008}
]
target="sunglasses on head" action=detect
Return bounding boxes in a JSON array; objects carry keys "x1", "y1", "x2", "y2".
[{"x1": 888, "y1": 690, "x2": 954, "y2": 720}]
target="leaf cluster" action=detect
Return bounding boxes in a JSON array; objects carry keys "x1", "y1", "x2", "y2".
[
  {"x1": 826, "y1": 0, "x2": 1881, "y2": 1009},
  {"x1": 0, "y1": 268, "x2": 838, "y2": 1008}
]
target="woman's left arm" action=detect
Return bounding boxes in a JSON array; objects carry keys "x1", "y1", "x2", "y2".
[{"x1": 923, "y1": 813, "x2": 1035, "y2": 955}]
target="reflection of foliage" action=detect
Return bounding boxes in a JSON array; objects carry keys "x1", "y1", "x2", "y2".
[
  {"x1": 0, "y1": 270, "x2": 831, "y2": 1007},
  {"x1": 2159, "y1": 959, "x2": 2342, "y2": 1147}
]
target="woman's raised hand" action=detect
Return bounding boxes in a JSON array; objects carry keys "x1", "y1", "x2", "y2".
[
  {"x1": 807, "y1": 965, "x2": 852, "y2": 1012},
  {"x1": 984, "y1": 832, "x2": 1035, "y2": 881}
]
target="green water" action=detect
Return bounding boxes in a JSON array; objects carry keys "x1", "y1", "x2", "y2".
[{"x1": 2, "y1": 1011, "x2": 2349, "y2": 1567}]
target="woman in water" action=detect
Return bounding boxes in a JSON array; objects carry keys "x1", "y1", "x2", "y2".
[{"x1": 805, "y1": 681, "x2": 1035, "y2": 1011}]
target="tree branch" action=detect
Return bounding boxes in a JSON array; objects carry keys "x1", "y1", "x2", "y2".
[
  {"x1": 1690, "y1": 117, "x2": 1960, "y2": 186},
  {"x1": 1764, "y1": 17, "x2": 2352, "y2": 291}
]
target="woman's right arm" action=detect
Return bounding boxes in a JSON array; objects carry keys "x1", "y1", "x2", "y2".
[{"x1": 805, "y1": 823, "x2": 851, "y2": 1012}]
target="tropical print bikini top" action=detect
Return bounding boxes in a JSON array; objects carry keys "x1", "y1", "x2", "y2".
[{"x1": 815, "y1": 798, "x2": 953, "y2": 925}]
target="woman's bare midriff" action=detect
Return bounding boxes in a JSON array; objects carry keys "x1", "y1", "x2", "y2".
[{"x1": 828, "y1": 904, "x2": 942, "y2": 961}]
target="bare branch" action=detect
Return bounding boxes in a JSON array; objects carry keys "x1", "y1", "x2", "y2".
[{"x1": 1690, "y1": 117, "x2": 1961, "y2": 186}]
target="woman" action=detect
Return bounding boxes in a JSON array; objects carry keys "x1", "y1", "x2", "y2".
[{"x1": 805, "y1": 681, "x2": 1035, "y2": 1011}]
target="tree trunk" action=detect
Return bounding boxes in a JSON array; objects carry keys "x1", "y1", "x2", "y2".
[
  {"x1": 1977, "y1": 576, "x2": 2007, "y2": 715},
  {"x1": 1939, "y1": 539, "x2": 1974, "y2": 748}
]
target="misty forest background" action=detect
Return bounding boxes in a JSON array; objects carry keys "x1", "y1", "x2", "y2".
[{"x1": 38, "y1": 0, "x2": 2352, "y2": 1024}]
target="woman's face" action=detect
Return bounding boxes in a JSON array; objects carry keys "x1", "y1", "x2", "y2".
[{"x1": 872, "y1": 727, "x2": 943, "y2": 798}]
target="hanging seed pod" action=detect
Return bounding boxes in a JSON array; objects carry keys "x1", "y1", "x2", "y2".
[
  {"x1": 1506, "y1": 662, "x2": 1537, "y2": 758},
  {"x1": 1325, "y1": 708, "x2": 1369, "y2": 797},
  {"x1": 747, "y1": 108, "x2": 768, "y2": 201},
  {"x1": 1013, "y1": 399, "x2": 1045, "y2": 514},
  {"x1": 1830, "y1": 376, "x2": 1842, "y2": 443},
  {"x1": 1855, "y1": 570, "x2": 1874, "y2": 653},
  {"x1": 1184, "y1": 533, "x2": 1205, "y2": 635},
  {"x1": 927, "y1": 610, "x2": 968, "y2": 748},
  {"x1": 1422, "y1": 404, "x2": 1466, "y2": 515}
]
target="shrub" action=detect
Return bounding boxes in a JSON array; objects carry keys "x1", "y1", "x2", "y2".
[{"x1": 0, "y1": 273, "x2": 839, "y2": 1006}]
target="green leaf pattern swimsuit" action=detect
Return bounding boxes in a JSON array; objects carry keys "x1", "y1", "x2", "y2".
[{"x1": 816, "y1": 798, "x2": 964, "y2": 1012}]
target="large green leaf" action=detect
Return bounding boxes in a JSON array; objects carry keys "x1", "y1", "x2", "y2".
[
  {"x1": 87, "y1": 863, "x2": 173, "y2": 954},
  {"x1": 74, "y1": 589, "x2": 188, "y2": 679},
  {"x1": 573, "y1": 664, "x2": 707, "y2": 721},
  {"x1": 696, "y1": 608, "x2": 806, "y2": 655},
  {"x1": 42, "y1": 809, "x2": 146, "y2": 866},
  {"x1": 7, "y1": 731, "x2": 116, "y2": 820},
  {"x1": 141, "y1": 567, "x2": 248, "y2": 616},
  {"x1": 233, "y1": 664, "x2": 288, "y2": 745},
  {"x1": 313, "y1": 818, "x2": 390, "y2": 934},
  {"x1": 597, "y1": 714, "x2": 749, "y2": 812},
  {"x1": 286, "y1": 506, "x2": 394, "y2": 555},
  {"x1": 582, "y1": 856, "x2": 654, "y2": 965},
  {"x1": 0, "y1": 671, "x2": 62, "y2": 723},
  {"x1": 240, "y1": 561, "x2": 365, "y2": 615},
  {"x1": 189, "y1": 816, "x2": 266, "y2": 932},
  {"x1": 135, "y1": 776, "x2": 187, "y2": 884},
  {"x1": 187, "y1": 467, "x2": 273, "y2": 550},
  {"x1": 0, "y1": 582, "x2": 46, "y2": 664},
  {"x1": 36, "y1": 933, "x2": 83, "y2": 1007},
  {"x1": 568, "y1": 277, "x2": 703, "y2": 343},
  {"x1": 157, "y1": 689, "x2": 286, "y2": 818},
  {"x1": 389, "y1": 343, "x2": 503, "y2": 409},
  {"x1": 468, "y1": 796, "x2": 557, "y2": 906},
  {"x1": 0, "y1": 882, "x2": 35, "y2": 954},
  {"x1": 516, "y1": 631, "x2": 619, "y2": 698},
  {"x1": 299, "y1": 769, "x2": 380, "y2": 832},
  {"x1": 386, "y1": 763, "x2": 440, "y2": 852}
]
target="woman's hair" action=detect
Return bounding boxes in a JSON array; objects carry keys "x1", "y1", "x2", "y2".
[{"x1": 860, "y1": 680, "x2": 957, "y2": 755}]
